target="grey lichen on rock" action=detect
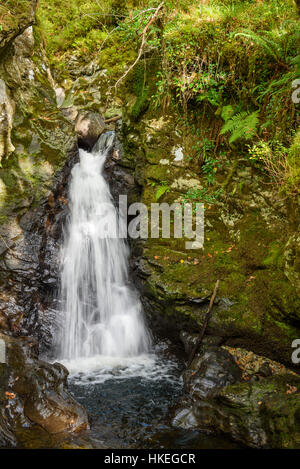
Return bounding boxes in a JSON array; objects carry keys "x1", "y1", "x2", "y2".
[{"x1": 0, "y1": 79, "x2": 15, "y2": 162}]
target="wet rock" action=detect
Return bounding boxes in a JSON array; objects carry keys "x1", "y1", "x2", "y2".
[
  {"x1": 183, "y1": 346, "x2": 242, "y2": 400},
  {"x1": 192, "y1": 375, "x2": 300, "y2": 448},
  {"x1": 0, "y1": 332, "x2": 89, "y2": 447},
  {"x1": 180, "y1": 331, "x2": 223, "y2": 357},
  {"x1": 174, "y1": 343, "x2": 300, "y2": 448},
  {"x1": 172, "y1": 407, "x2": 198, "y2": 430},
  {"x1": 75, "y1": 111, "x2": 106, "y2": 149},
  {"x1": 0, "y1": 137, "x2": 78, "y2": 350}
]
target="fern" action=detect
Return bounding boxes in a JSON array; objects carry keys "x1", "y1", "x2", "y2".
[
  {"x1": 221, "y1": 105, "x2": 235, "y2": 122},
  {"x1": 235, "y1": 30, "x2": 285, "y2": 62},
  {"x1": 155, "y1": 185, "x2": 169, "y2": 201},
  {"x1": 221, "y1": 110, "x2": 259, "y2": 144}
]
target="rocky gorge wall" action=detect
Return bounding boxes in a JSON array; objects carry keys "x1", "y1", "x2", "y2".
[
  {"x1": 119, "y1": 110, "x2": 300, "y2": 366},
  {"x1": 0, "y1": 1, "x2": 90, "y2": 447}
]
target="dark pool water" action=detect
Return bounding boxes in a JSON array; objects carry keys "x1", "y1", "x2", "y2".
[{"x1": 67, "y1": 345, "x2": 240, "y2": 449}]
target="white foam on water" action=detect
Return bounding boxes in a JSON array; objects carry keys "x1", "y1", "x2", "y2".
[{"x1": 61, "y1": 349, "x2": 181, "y2": 386}]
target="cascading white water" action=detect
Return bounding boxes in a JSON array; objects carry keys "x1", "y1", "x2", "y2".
[{"x1": 59, "y1": 132, "x2": 151, "y2": 361}]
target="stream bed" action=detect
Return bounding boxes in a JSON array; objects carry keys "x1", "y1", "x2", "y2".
[{"x1": 65, "y1": 344, "x2": 240, "y2": 449}]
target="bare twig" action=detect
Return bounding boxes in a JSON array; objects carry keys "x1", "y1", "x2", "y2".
[
  {"x1": 186, "y1": 280, "x2": 220, "y2": 368},
  {"x1": 98, "y1": 7, "x2": 160, "y2": 54},
  {"x1": 113, "y1": 2, "x2": 164, "y2": 91},
  {"x1": 104, "y1": 115, "x2": 122, "y2": 124}
]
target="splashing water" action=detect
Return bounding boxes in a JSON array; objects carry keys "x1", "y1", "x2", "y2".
[{"x1": 59, "y1": 132, "x2": 151, "y2": 361}]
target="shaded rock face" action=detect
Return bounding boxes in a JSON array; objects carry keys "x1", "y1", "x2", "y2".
[
  {"x1": 173, "y1": 333, "x2": 300, "y2": 448},
  {"x1": 0, "y1": 9, "x2": 78, "y2": 350},
  {"x1": 0, "y1": 333, "x2": 89, "y2": 447},
  {"x1": 0, "y1": 150, "x2": 77, "y2": 349},
  {"x1": 183, "y1": 347, "x2": 242, "y2": 400},
  {"x1": 75, "y1": 111, "x2": 106, "y2": 150},
  {"x1": 180, "y1": 331, "x2": 223, "y2": 357},
  {"x1": 111, "y1": 112, "x2": 300, "y2": 366}
]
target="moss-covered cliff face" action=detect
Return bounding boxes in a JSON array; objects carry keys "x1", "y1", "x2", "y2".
[
  {"x1": 115, "y1": 108, "x2": 299, "y2": 365},
  {"x1": 0, "y1": 2, "x2": 90, "y2": 448},
  {"x1": 0, "y1": 23, "x2": 76, "y2": 231},
  {"x1": 32, "y1": 0, "x2": 300, "y2": 366},
  {"x1": 0, "y1": 1, "x2": 78, "y2": 338},
  {"x1": 0, "y1": 0, "x2": 298, "y2": 364}
]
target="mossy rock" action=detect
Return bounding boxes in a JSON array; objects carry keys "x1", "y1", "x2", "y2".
[
  {"x1": 192, "y1": 374, "x2": 300, "y2": 448},
  {"x1": 0, "y1": 23, "x2": 76, "y2": 226},
  {"x1": 0, "y1": 0, "x2": 37, "y2": 52}
]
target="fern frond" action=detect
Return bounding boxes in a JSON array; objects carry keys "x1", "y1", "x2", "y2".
[
  {"x1": 221, "y1": 111, "x2": 259, "y2": 143},
  {"x1": 155, "y1": 185, "x2": 169, "y2": 201},
  {"x1": 235, "y1": 30, "x2": 284, "y2": 61},
  {"x1": 221, "y1": 105, "x2": 235, "y2": 122}
]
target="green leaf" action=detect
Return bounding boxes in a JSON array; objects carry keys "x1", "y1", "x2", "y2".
[
  {"x1": 221, "y1": 110, "x2": 259, "y2": 143},
  {"x1": 155, "y1": 185, "x2": 169, "y2": 201}
]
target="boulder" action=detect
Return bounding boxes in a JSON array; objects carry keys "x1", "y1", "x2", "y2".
[
  {"x1": 180, "y1": 331, "x2": 223, "y2": 357},
  {"x1": 75, "y1": 111, "x2": 106, "y2": 149},
  {"x1": 173, "y1": 343, "x2": 300, "y2": 448},
  {"x1": 183, "y1": 346, "x2": 242, "y2": 399},
  {"x1": 0, "y1": 333, "x2": 89, "y2": 447},
  {"x1": 192, "y1": 375, "x2": 300, "y2": 449}
]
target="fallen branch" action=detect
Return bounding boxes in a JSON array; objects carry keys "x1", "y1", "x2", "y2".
[
  {"x1": 186, "y1": 280, "x2": 220, "y2": 368},
  {"x1": 104, "y1": 115, "x2": 122, "y2": 124},
  {"x1": 113, "y1": 2, "x2": 164, "y2": 91}
]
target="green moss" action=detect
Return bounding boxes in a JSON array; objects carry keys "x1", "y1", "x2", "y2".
[
  {"x1": 285, "y1": 130, "x2": 300, "y2": 194},
  {"x1": 0, "y1": 1, "x2": 36, "y2": 50},
  {"x1": 217, "y1": 375, "x2": 300, "y2": 448},
  {"x1": 263, "y1": 242, "x2": 285, "y2": 269},
  {"x1": 130, "y1": 85, "x2": 149, "y2": 120}
]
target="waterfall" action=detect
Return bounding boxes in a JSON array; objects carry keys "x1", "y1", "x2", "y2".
[{"x1": 58, "y1": 132, "x2": 150, "y2": 361}]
